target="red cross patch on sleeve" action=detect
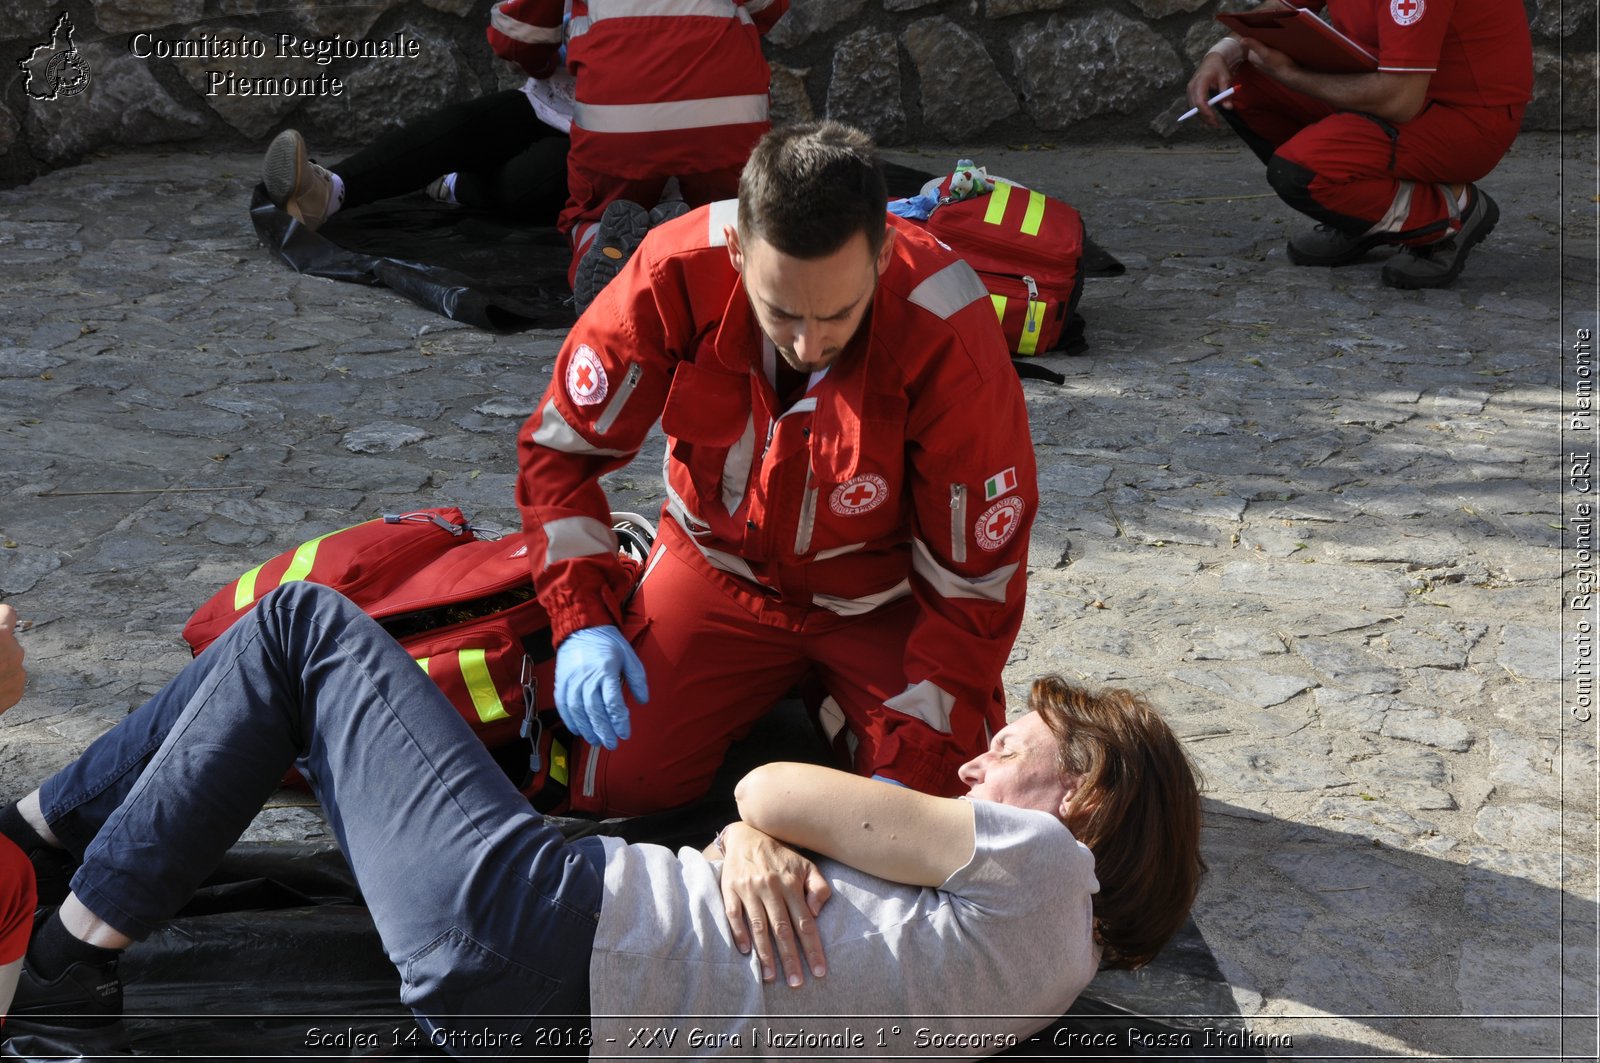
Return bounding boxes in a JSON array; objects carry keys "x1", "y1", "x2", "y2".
[
  {"x1": 975, "y1": 495, "x2": 1026, "y2": 552},
  {"x1": 1390, "y1": 0, "x2": 1424, "y2": 26},
  {"x1": 566, "y1": 344, "x2": 609, "y2": 407}
]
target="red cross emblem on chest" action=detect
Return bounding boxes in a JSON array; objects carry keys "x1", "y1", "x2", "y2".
[{"x1": 828, "y1": 474, "x2": 889, "y2": 517}]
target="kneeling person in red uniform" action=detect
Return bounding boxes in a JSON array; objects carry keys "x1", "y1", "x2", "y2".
[
  {"x1": 1187, "y1": 0, "x2": 1532, "y2": 289},
  {"x1": 518, "y1": 121, "x2": 1038, "y2": 816}
]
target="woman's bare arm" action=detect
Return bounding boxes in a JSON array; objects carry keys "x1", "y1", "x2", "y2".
[{"x1": 734, "y1": 762, "x2": 977, "y2": 888}]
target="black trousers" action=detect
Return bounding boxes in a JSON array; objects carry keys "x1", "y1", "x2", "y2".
[{"x1": 333, "y1": 89, "x2": 570, "y2": 225}]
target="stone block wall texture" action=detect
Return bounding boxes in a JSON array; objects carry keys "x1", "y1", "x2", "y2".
[{"x1": 2, "y1": 0, "x2": 1594, "y2": 185}]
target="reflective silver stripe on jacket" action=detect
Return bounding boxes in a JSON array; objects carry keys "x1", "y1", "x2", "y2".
[
  {"x1": 907, "y1": 260, "x2": 989, "y2": 320},
  {"x1": 743, "y1": 0, "x2": 777, "y2": 13},
  {"x1": 491, "y1": 2, "x2": 563, "y2": 42},
  {"x1": 530, "y1": 401, "x2": 634, "y2": 457},
  {"x1": 594, "y1": 362, "x2": 641, "y2": 435},
  {"x1": 663, "y1": 454, "x2": 712, "y2": 537},
  {"x1": 543, "y1": 515, "x2": 617, "y2": 565},
  {"x1": 573, "y1": 94, "x2": 769, "y2": 135},
  {"x1": 697, "y1": 541, "x2": 761, "y2": 583},
  {"x1": 721, "y1": 412, "x2": 756, "y2": 514},
  {"x1": 911, "y1": 539, "x2": 1015, "y2": 603},
  {"x1": 812, "y1": 541, "x2": 865, "y2": 561},
  {"x1": 707, "y1": 199, "x2": 738, "y2": 246},
  {"x1": 883, "y1": 679, "x2": 957, "y2": 734},
  {"x1": 570, "y1": 0, "x2": 753, "y2": 34},
  {"x1": 812, "y1": 579, "x2": 911, "y2": 617},
  {"x1": 793, "y1": 467, "x2": 817, "y2": 555}
]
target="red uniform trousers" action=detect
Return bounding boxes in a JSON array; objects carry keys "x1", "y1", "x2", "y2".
[
  {"x1": 1, "y1": 836, "x2": 34, "y2": 1021},
  {"x1": 1228, "y1": 64, "x2": 1525, "y2": 246},
  {"x1": 565, "y1": 518, "x2": 1002, "y2": 817}
]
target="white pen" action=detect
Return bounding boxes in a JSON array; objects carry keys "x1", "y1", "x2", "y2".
[{"x1": 1178, "y1": 85, "x2": 1238, "y2": 122}]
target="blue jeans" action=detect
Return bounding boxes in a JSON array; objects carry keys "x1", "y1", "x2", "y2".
[{"x1": 38, "y1": 582, "x2": 602, "y2": 1048}]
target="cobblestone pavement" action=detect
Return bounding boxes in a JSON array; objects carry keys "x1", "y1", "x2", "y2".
[{"x1": 1, "y1": 132, "x2": 1596, "y2": 1060}]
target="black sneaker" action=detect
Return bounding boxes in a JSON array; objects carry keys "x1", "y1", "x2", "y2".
[
  {"x1": 573, "y1": 199, "x2": 651, "y2": 314},
  {"x1": 1381, "y1": 187, "x2": 1500, "y2": 290},
  {"x1": 1286, "y1": 223, "x2": 1389, "y2": 267},
  {"x1": 648, "y1": 198, "x2": 690, "y2": 227},
  {"x1": 8, "y1": 932, "x2": 125, "y2": 1036}
]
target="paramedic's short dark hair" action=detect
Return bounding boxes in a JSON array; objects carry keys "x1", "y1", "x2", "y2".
[{"x1": 737, "y1": 121, "x2": 888, "y2": 260}]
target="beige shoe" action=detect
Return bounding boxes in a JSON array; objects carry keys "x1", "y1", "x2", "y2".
[{"x1": 262, "y1": 129, "x2": 340, "y2": 230}]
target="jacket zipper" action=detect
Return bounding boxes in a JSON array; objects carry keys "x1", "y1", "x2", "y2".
[
  {"x1": 594, "y1": 362, "x2": 641, "y2": 435},
  {"x1": 949, "y1": 483, "x2": 968, "y2": 564}
]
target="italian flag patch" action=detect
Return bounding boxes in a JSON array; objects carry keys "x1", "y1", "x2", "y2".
[{"x1": 983, "y1": 466, "x2": 1018, "y2": 501}]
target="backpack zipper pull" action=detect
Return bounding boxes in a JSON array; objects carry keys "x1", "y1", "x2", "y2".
[
  {"x1": 1023, "y1": 276, "x2": 1039, "y2": 334},
  {"x1": 520, "y1": 655, "x2": 542, "y2": 773}
]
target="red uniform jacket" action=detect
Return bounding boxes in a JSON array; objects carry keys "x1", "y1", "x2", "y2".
[
  {"x1": 488, "y1": 0, "x2": 787, "y2": 178},
  {"x1": 517, "y1": 205, "x2": 1038, "y2": 793}
]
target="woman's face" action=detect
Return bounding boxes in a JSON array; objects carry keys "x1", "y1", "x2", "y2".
[{"x1": 957, "y1": 711, "x2": 1076, "y2": 818}]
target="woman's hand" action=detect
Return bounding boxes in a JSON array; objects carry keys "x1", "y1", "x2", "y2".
[{"x1": 715, "y1": 821, "x2": 831, "y2": 987}]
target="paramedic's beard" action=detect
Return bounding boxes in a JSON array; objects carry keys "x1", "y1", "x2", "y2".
[{"x1": 776, "y1": 342, "x2": 845, "y2": 373}]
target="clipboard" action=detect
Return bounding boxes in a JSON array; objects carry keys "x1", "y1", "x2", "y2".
[{"x1": 1215, "y1": 7, "x2": 1378, "y2": 74}]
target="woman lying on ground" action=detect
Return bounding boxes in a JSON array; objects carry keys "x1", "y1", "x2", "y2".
[{"x1": 0, "y1": 582, "x2": 1204, "y2": 1056}]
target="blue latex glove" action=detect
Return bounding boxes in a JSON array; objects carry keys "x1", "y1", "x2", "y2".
[
  {"x1": 555, "y1": 625, "x2": 649, "y2": 750},
  {"x1": 887, "y1": 190, "x2": 939, "y2": 221}
]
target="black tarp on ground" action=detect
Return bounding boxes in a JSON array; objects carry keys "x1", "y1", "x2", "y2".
[
  {"x1": 3, "y1": 709, "x2": 1257, "y2": 1062},
  {"x1": 250, "y1": 162, "x2": 1123, "y2": 335}
]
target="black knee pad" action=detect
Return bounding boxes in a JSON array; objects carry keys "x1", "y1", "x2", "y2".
[{"x1": 1266, "y1": 155, "x2": 1317, "y2": 212}]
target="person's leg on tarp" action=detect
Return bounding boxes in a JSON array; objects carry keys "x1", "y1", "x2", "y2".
[{"x1": 7, "y1": 583, "x2": 600, "y2": 1048}]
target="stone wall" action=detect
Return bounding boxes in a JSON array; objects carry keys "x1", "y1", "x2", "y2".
[{"x1": 3, "y1": 0, "x2": 1592, "y2": 186}]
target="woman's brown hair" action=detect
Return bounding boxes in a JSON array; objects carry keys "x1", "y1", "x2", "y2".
[{"x1": 1030, "y1": 676, "x2": 1206, "y2": 970}]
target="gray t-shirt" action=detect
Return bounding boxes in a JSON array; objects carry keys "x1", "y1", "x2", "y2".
[{"x1": 587, "y1": 799, "x2": 1101, "y2": 1058}]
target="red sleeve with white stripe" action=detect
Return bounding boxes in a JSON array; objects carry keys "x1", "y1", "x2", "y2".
[
  {"x1": 486, "y1": 0, "x2": 566, "y2": 78},
  {"x1": 1372, "y1": 0, "x2": 1451, "y2": 74},
  {"x1": 515, "y1": 238, "x2": 691, "y2": 644},
  {"x1": 867, "y1": 294, "x2": 1038, "y2": 796}
]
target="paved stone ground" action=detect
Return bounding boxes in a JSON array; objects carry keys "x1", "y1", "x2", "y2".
[{"x1": 1, "y1": 131, "x2": 1596, "y2": 1060}]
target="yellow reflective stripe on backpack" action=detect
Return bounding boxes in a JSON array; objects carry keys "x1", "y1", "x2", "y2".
[
  {"x1": 990, "y1": 293, "x2": 1008, "y2": 323},
  {"x1": 983, "y1": 181, "x2": 1013, "y2": 226},
  {"x1": 232, "y1": 562, "x2": 266, "y2": 612},
  {"x1": 459, "y1": 648, "x2": 510, "y2": 724},
  {"x1": 415, "y1": 657, "x2": 431, "y2": 674},
  {"x1": 1020, "y1": 188, "x2": 1047, "y2": 237},
  {"x1": 230, "y1": 527, "x2": 347, "y2": 612},
  {"x1": 1017, "y1": 299, "x2": 1042, "y2": 356}
]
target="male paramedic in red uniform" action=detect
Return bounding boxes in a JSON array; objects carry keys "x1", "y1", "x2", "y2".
[
  {"x1": 1186, "y1": 0, "x2": 1531, "y2": 289},
  {"x1": 517, "y1": 121, "x2": 1038, "y2": 816}
]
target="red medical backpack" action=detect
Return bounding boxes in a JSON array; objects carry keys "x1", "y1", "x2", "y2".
[
  {"x1": 183, "y1": 508, "x2": 574, "y2": 804},
  {"x1": 922, "y1": 177, "x2": 1085, "y2": 358}
]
